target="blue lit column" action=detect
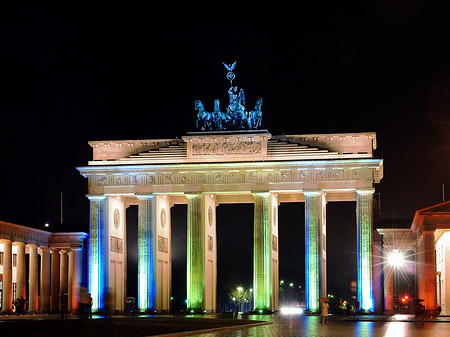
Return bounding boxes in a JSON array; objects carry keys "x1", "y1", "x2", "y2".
[
  {"x1": 137, "y1": 194, "x2": 155, "y2": 312},
  {"x1": 304, "y1": 191, "x2": 326, "y2": 312},
  {"x1": 88, "y1": 195, "x2": 107, "y2": 311},
  {"x1": 356, "y1": 189, "x2": 374, "y2": 312}
]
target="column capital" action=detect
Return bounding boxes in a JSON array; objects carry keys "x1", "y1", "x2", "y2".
[
  {"x1": 86, "y1": 194, "x2": 107, "y2": 200},
  {"x1": 59, "y1": 249, "x2": 68, "y2": 255},
  {"x1": 70, "y1": 247, "x2": 83, "y2": 252},
  {"x1": 356, "y1": 189, "x2": 375, "y2": 195},
  {"x1": 50, "y1": 248, "x2": 61, "y2": 254},
  {"x1": 136, "y1": 193, "x2": 155, "y2": 200},
  {"x1": 251, "y1": 191, "x2": 270, "y2": 197},
  {"x1": 1, "y1": 238, "x2": 12, "y2": 244},
  {"x1": 303, "y1": 190, "x2": 323, "y2": 196},
  {"x1": 185, "y1": 193, "x2": 201, "y2": 199},
  {"x1": 15, "y1": 241, "x2": 26, "y2": 247},
  {"x1": 27, "y1": 243, "x2": 38, "y2": 249}
]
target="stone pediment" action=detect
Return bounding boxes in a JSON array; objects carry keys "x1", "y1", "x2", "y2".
[{"x1": 88, "y1": 131, "x2": 377, "y2": 165}]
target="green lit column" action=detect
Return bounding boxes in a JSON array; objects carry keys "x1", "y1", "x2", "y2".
[
  {"x1": 137, "y1": 194, "x2": 155, "y2": 312},
  {"x1": 304, "y1": 191, "x2": 326, "y2": 312},
  {"x1": 186, "y1": 194, "x2": 204, "y2": 313},
  {"x1": 253, "y1": 192, "x2": 272, "y2": 313},
  {"x1": 356, "y1": 189, "x2": 374, "y2": 312}
]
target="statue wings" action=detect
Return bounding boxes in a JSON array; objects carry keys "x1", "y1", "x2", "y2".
[{"x1": 222, "y1": 61, "x2": 237, "y2": 72}]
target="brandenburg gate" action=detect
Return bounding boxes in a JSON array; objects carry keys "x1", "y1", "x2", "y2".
[
  {"x1": 77, "y1": 130, "x2": 383, "y2": 313},
  {"x1": 77, "y1": 63, "x2": 383, "y2": 314}
]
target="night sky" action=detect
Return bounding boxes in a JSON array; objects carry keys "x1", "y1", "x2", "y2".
[{"x1": 1, "y1": 2, "x2": 450, "y2": 305}]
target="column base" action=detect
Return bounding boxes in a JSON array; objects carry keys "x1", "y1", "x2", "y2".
[
  {"x1": 250, "y1": 308, "x2": 273, "y2": 315},
  {"x1": 1, "y1": 310, "x2": 14, "y2": 315},
  {"x1": 186, "y1": 307, "x2": 205, "y2": 314}
]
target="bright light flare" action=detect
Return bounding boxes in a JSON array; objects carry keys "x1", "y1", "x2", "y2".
[
  {"x1": 281, "y1": 307, "x2": 304, "y2": 315},
  {"x1": 388, "y1": 250, "x2": 405, "y2": 267}
]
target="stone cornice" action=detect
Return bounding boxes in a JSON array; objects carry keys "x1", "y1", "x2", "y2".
[
  {"x1": 0, "y1": 221, "x2": 51, "y2": 246},
  {"x1": 0, "y1": 221, "x2": 88, "y2": 248}
]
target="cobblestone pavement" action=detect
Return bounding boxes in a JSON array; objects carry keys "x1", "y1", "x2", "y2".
[
  {"x1": 2, "y1": 313, "x2": 450, "y2": 337},
  {"x1": 169, "y1": 314, "x2": 450, "y2": 337}
]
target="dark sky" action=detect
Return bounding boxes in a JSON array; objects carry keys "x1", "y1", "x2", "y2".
[{"x1": 1, "y1": 2, "x2": 450, "y2": 301}]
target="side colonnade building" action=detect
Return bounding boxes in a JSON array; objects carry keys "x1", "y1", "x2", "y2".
[
  {"x1": 0, "y1": 221, "x2": 87, "y2": 314},
  {"x1": 379, "y1": 201, "x2": 450, "y2": 315},
  {"x1": 77, "y1": 130, "x2": 384, "y2": 313}
]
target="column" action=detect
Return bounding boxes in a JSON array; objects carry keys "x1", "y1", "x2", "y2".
[
  {"x1": 50, "y1": 248, "x2": 60, "y2": 312},
  {"x1": 28, "y1": 244, "x2": 39, "y2": 313},
  {"x1": 60, "y1": 250, "x2": 68, "y2": 301},
  {"x1": 417, "y1": 230, "x2": 436, "y2": 312},
  {"x1": 372, "y1": 230, "x2": 383, "y2": 314},
  {"x1": 137, "y1": 194, "x2": 155, "y2": 312},
  {"x1": 15, "y1": 242, "x2": 26, "y2": 300},
  {"x1": 304, "y1": 191, "x2": 326, "y2": 312},
  {"x1": 68, "y1": 248, "x2": 82, "y2": 313},
  {"x1": 1, "y1": 239, "x2": 13, "y2": 314},
  {"x1": 186, "y1": 194, "x2": 203, "y2": 313},
  {"x1": 383, "y1": 267, "x2": 394, "y2": 314},
  {"x1": 40, "y1": 247, "x2": 51, "y2": 313},
  {"x1": 356, "y1": 189, "x2": 374, "y2": 312},
  {"x1": 88, "y1": 195, "x2": 107, "y2": 311},
  {"x1": 68, "y1": 250, "x2": 73, "y2": 312},
  {"x1": 253, "y1": 192, "x2": 273, "y2": 313}
]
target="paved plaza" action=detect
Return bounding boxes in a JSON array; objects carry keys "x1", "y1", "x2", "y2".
[{"x1": 2, "y1": 313, "x2": 450, "y2": 337}]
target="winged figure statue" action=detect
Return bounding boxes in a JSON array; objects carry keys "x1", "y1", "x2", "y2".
[{"x1": 222, "y1": 61, "x2": 237, "y2": 72}]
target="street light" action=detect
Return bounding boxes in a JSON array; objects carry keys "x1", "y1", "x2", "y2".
[{"x1": 388, "y1": 249, "x2": 405, "y2": 268}]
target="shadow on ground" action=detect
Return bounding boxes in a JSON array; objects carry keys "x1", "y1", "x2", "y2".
[{"x1": 1, "y1": 315, "x2": 265, "y2": 337}]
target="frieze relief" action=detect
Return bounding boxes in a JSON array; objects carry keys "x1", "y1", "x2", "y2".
[
  {"x1": 90, "y1": 167, "x2": 377, "y2": 187},
  {"x1": 191, "y1": 141, "x2": 261, "y2": 156}
]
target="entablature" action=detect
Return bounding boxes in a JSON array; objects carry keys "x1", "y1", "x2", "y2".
[{"x1": 78, "y1": 158, "x2": 383, "y2": 196}]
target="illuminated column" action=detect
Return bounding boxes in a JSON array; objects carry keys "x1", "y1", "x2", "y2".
[
  {"x1": 137, "y1": 194, "x2": 155, "y2": 312},
  {"x1": 60, "y1": 249, "x2": 69, "y2": 311},
  {"x1": 40, "y1": 247, "x2": 51, "y2": 313},
  {"x1": 356, "y1": 189, "x2": 374, "y2": 312},
  {"x1": 1, "y1": 239, "x2": 13, "y2": 314},
  {"x1": 417, "y1": 230, "x2": 436, "y2": 312},
  {"x1": 29, "y1": 244, "x2": 39, "y2": 313},
  {"x1": 372, "y1": 230, "x2": 383, "y2": 314},
  {"x1": 72, "y1": 248, "x2": 82, "y2": 313},
  {"x1": 253, "y1": 192, "x2": 274, "y2": 312},
  {"x1": 383, "y1": 268, "x2": 394, "y2": 314},
  {"x1": 186, "y1": 194, "x2": 203, "y2": 313},
  {"x1": 304, "y1": 191, "x2": 326, "y2": 312},
  {"x1": 16, "y1": 242, "x2": 26, "y2": 300},
  {"x1": 50, "y1": 249, "x2": 60, "y2": 312},
  {"x1": 88, "y1": 195, "x2": 107, "y2": 311}
]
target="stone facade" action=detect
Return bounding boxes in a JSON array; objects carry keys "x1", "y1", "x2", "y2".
[{"x1": 78, "y1": 130, "x2": 383, "y2": 313}]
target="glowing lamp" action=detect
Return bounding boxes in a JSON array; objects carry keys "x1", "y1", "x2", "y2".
[{"x1": 388, "y1": 250, "x2": 405, "y2": 267}]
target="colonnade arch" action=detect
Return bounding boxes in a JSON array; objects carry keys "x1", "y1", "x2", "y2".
[{"x1": 78, "y1": 130, "x2": 383, "y2": 313}]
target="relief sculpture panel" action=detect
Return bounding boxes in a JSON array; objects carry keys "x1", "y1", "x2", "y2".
[{"x1": 191, "y1": 141, "x2": 261, "y2": 156}]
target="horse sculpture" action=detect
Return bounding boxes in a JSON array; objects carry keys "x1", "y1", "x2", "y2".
[
  {"x1": 212, "y1": 99, "x2": 226, "y2": 130},
  {"x1": 195, "y1": 100, "x2": 212, "y2": 131},
  {"x1": 248, "y1": 97, "x2": 263, "y2": 129}
]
